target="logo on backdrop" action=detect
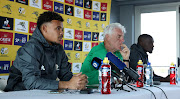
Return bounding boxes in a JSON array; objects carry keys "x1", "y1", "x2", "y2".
[
  {"x1": 0, "y1": 16, "x2": 13, "y2": 30},
  {"x1": 74, "y1": 41, "x2": 82, "y2": 51},
  {"x1": 9, "y1": 0, "x2": 14, "y2": 1},
  {"x1": 66, "y1": 52, "x2": 71, "y2": 60},
  {"x1": 32, "y1": 11, "x2": 39, "y2": 20},
  {"x1": 1, "y1": 47, "x2": 9, "y2": 56},
  {"x1": 92, "y1": 32, "x2": 99, "y2": 41},
  {"x1": 99, "y1": 32, "x2": 104, "y2": 41},
  {"x1": 84, "y1": 0, "x2": 92, "y2": 9},
  {"x1": 101, "y1": 24, "x2": 105, "y2": 29},
  {"x1": 72, "y1": 63, "x2": 81, "y2": 73},
  {"x1": 84, "y1": 10, "x2": 91, "y2": 20},
  {"x1": 18, "y1": 7, "x2": 26, "y2": 17},
  {"x1": 29, "y1": 22, "x2": 37, "y2": 34},
  {"x1": 65, "y1": 0, "x2": 74, "y2": 5},
  {"x1": 0, "y1": 32, "x2": 13, "y2": 45},
  {"x1": 93, "y1": 12, "x2": 99, "y2": 21},
  {"x1": 14, "y1": 33, "x2": 27, "y2": 46},
  {"x1": 56, "y1": 0, "x2": 64, "y2": 2},
  {"x1": 94, "y1": 23, "x2": 98, "y2": 30},
  {"x1": 64, "y1": 28, "x2": 74, "y2": 39},
  {"x1": 101, "y1": 3, "x2": 107, "y2": 11},
  {"x1": 29, "y1": 0, "x2": 42, "y2": 9},
  {"x1": 76, "y1": 21, "x2": 82, "y2": 28},
  {"x1": 67, "y1": 18, "x2": 72, "y2": 26},
  {"x1": 64, "y1": 40, "x2": 73, "y2": 50},
  {"x1": 75, "y1": 30, "x2": 83, "y2": 40},
  {"x1": 85, "y1": 22, "x2": 90, "y2": 29},
  {"x1": 83, "y1": 42, "x2": 91, "y2": 52},
  {"x1": 16, "y1": 0, "x2": 28, "y2": 5},
  {"x1": 2, "y1": 4, "x2": 12, "y2": 14},
  {"x1": 65, "y1": 5, "x2": 74, "y2": 16},
  {"x1": 0, "y1": 61, "x2": 10, "y2": 73},
  {"x1": 43, "y1": 0, "x2": 53, "y2": 11},
  {"x1": 84, "y1": 31, "x2": 91, "y2": 41},
  {"x1": 75, "y1": 53, "x2": 80, "y2": 60},
  {"x1": 92, "y1": 42, "x2": 98, "y2": 48},
  {"x1": 101, "y1": 13, "x2": 106, "y2": 21},
  {"x1": 93, "y1": 1, "x2": 100, "y2": 11},
  {"x1": 15, "y1": 19, "x2": 28, "y2": 33},
  {"x1": 75, "y1": 7, "x2": 83, "y2": 19},
  {"x1": 54, "y1": 2, "x2": 64, "y2": 14},
  {"x1": 75, "y1": 0, "x2": 83, "y2": 7}
]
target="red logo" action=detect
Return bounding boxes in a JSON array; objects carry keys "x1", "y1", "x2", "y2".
[
  {"x1": 60, "y1": 40, "x2": 63, "y2": 45},
  {"x1": 75, "y1": 30, "x2": 83, "y2": 40},
  {"x1": 43, "y1": 0, "x2": 53, "y2": 11},
  {"x1": 29, "y1": 22, "x2": 37, "y2": 34},
  {"x1": 65, "y1": 0, "x2": 74, "y2": 5},
  {"x1": 101, "y1": 3, "x2": 107, "y2": 11},
  {"x1": 92, "y1": 42, "x2": 98, "y2": 47},
  {"x1": 84, "y1": 10, "x2": 92, "y2": 20},
  {"x1": 0, "y1": 31, "x2": 13, "y2": 45}
]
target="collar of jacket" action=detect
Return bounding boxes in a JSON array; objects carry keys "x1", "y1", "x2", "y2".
[
  {"x1": 31, "y1": 27, "x2": 59, "y2": 50},
  {"x1": 130, "y1": 44, "x2": 148, "y2": 57}
]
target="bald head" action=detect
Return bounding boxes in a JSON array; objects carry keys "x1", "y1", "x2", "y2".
[{"x1": 138, "y1": 34, "x2": 154, "y2": 53}]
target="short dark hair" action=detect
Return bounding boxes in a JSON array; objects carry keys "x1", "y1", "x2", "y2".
[
  {"x1": 138, "y1": 34, "x2": 153, "y2": 44},
  {"x1": 37, "y1": 11, "x2": 64, "y2": 29}
]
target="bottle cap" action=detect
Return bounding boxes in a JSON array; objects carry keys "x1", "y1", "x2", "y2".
[
  {"x1": 147, "y1": 62, "x2": 151, "y2": 66},
  {"x1": 171, "y1": 62, "x2": 174, "y2": 66},
  {"x1": 138, "y1": 60, "x2": 143, "y2": 65},
  {"x1": 103, "y1": 57, "x2": 109, "y2": 64}
]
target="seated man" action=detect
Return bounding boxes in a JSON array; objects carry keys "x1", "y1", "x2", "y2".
[
  {"x1": 129, "y1": 34, "x2": 169, "y2": 82},
  {"x1": 80, "y1": 23, "x2": 130, "y2": 85},
  {"x1": 4, "y1": 11, "x2": 87, "y2": 91}
]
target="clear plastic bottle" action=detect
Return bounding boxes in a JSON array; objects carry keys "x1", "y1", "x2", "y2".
[
  {"x1": 145, "y1": 62, "x2": 153, "y2": 87},
  {"x1": 98, "y1": 68, "x2": 102, "y2": 92},
  {"x1": 175, "y1": 64, "x2": 178, "y2": 84}
]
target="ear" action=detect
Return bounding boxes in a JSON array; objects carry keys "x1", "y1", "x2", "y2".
[{"x1": 41, "y1": 24, "x2": 47, "y2": 34}]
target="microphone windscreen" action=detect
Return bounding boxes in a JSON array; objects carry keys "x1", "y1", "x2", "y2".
[
  {"x1": 106, "y1": 52, "x2": 126, "y2": 70},
  {"x1": 91, "y1": 57, "x2": 102, "y2": 70}
]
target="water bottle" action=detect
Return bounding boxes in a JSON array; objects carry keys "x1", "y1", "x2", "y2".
[
  {"x1": 145, "y1": 62, "x2": 153, "y2": 87},
  {"x1": 98, "y1": 68, "x2": 102, "y2": 92},
  {"x1": 101, "y1": 57, "x2": 111, "y2": 94},
  {"x1": 175, "y1": 64, "x2": 178, "y2": 84}
]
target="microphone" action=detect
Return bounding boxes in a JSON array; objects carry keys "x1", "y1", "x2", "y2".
[
  {"x1": 91, "y1": 57, "x2": 102, "y2": 70},
  {"x1": 106, "y1": 52, "x2": 140, "y2": 81}
]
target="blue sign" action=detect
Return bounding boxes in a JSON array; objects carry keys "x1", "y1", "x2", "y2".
[
  {"x1": 0, "y1": 61, "x2": 10, "y2": 74},
  {"x1": 74, "y1": 41, "x2": 82, "y2": 51},
  {"x1": 54, "y1": 2, "x2": 64, "y2": 14},
  {"x1": 101, "y1": 13, "x2": 106, "y2": 21},
  {"x1": 75, "y1": 0, "x2": 83, "y2": 7},
  {"x1": 14, "y1": 33, "x2": 27, "y2": 46},
  {"x1": 9, "y1": 0, "x2": 14, "y2": 1},
  {"x1": 84, "y1": 31, "x2": 91, "y2": 41},
  {"x1": 93, "y1": 12, "x2": 99, "y2": 21},
  {"x1": 64, "y1": 40, "x2": 73, "y2": 50}
]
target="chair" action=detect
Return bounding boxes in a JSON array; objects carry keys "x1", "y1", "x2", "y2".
[{"x1": 0, "y1": 78, "x2": 7, "y2": 91}]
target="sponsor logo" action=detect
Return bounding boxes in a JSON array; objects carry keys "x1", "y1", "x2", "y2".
[
  {"x1": 84, "y1": 10, "x2": 91, "y2": 20},
  {"x1": 43, "y1": 0, "x2": 53, "y2": 11},
  {"x1": 64, "y1": 40, "x2": 73, "y2": 50},
  {"x1": 72, "y1": 63, "x2": 82, "y2": 73},
  {"x1": 93, "y1": 1, "x2": 100, "y2": 11},
  {"x1": 101, "y1": 3, "x2": 107, "y2": 11},
  {"x1": 92, "y1": 32, "x2": 99, "y2": 41},
  {"x1": 0, "y1": 32, "x2": 13, "y2": 45},
  {"x1": 30, "y1": 0, "x2": 42, "y2": 9},
  {"x1": 60, "y1": 39, "x2": 63, "y2": 45},
  {"x1": 75, "y1": 7, "x2": 83, "y2": 18},
  {"x1": 0, "y1": 47, "x2": 9, "y2": 57},
  {"x1": 83, "y1": 42, "x2": 91, "y2": 52},
  {"x1": 14, "y1": 33, "x2": 27, "y2": 46},
  {"x1": 32, "y1": 11, "x2": 39, "y2": 19},
  {"x1": 84, "y1": 0, "x2": 92, "y2": 9},
  {"x1": 101, "y1": 24, "x2": 105, "y2": 29},
  {"x1": 29, "y1": 22, "x2": 37, "y2": 33},
  {"x1": 67, "y1": 18, "x2": 72, "y2": 25},
  {"x1": 0, "y1": 16, "x2": 13, "y2": 30},
  {"x1": 101, "y1": 13, "x2": 106, "y2": 21},
  {"x1": 76, "y1": 21, "x2": 82, "y2": 28},
  {"x1": 84, "y1": 31, "x2": 91, "y2": 41},
  {"x1": 75, "y1": 53, "x2": 80, "y2": 60},
  {"x1": 16, "y1": 0, "x2": 28, "y2": 5},
  {"x1": 64, "y1": 28, "x2": 74, "y2": 39},
  {"x1": 54, "y1": 2, "x2": 64, "y2": 14},
  {"x1": 66, "y1": 52, "x2": 71, "y2": 60},
  {"x1": 15, "y1": 19, "x2": 28, "y2": 33},
  {"x1": 75, "y1": 30, "x2": 83, "y2": 40},
  {"x1": 93, "y1": 12, "x2": 99, "y2": 21},
  {"x1": 75, "y1": 0, "x2": 83, "y2": 7},
  {"x1": 99, "y1": 32, "x2": 104, "y2": 41},
  {"x1": 92, "y1": 42, "x2": 98, "y2": 47},
  {"x1": 18, "y1": 7, "x2": 26, "y2": 17},
  {"x1": 0, "y1": 61, "x2": 10, "y2": 73},
  {"x1": 65, "y1": 0, "x2": 74, "y2": 4},
  {"x1": 85, "y1": 22, "x2": 90, "y2": 28},
  {"x1": 74, "y1": 41, "x2": 82, "y2": 51},
  {"x1": 2, "y1": 4, "x2": 12, "y2": 14},
  {"x1": 56, "y1": 0, "x2": 64, "y2": 2},
  {"x1": 9, "y1": 0, "x2": 14, "y2": 1},
  {"x1": 65, "y1": 5, "x2": 74, "y2": 16},
  {"x1": 94, "y1": 23, "x2": 98, "y2": 30}
]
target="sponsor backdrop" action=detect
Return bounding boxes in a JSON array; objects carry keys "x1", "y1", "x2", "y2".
[{"x1": 0, "y1": 0, "x2": 111, "y2": 75}]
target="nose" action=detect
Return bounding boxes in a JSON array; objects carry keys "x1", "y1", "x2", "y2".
[{"x1": 120, "y1": 37, "x2": 125, "y2": 43}]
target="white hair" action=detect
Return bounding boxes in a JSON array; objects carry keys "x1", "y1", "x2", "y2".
[{"x1": 103, "y1": 23, "x2": 126, "y2": 38}]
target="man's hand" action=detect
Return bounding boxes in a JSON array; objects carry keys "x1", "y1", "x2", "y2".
[
  {"x1": 58, "y1": 72, "x2": 88, "y2": 90},
  {"x1": 120, "y1": 44, "x2": 130, "y2": 60}
]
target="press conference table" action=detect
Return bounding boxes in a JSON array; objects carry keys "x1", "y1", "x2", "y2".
[{"x1": 0, "y1": 83, "x2": 180, "y2": 99}]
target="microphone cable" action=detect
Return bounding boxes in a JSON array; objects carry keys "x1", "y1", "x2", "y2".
[
  {"x1": 127, "y1": 84, "x2": 157, "y2": 99},
  {"x1": 153, "y1": 85, "x2": 168, "y2": 99}
]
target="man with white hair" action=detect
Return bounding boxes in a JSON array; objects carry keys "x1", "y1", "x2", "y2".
[{"x1": 80, "y1": 23, "x2": 130, "y2": 85}]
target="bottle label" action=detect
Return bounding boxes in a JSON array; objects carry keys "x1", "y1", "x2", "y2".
[{"x1": 102, "y1": 67, "x2": 110, "y2": 76}]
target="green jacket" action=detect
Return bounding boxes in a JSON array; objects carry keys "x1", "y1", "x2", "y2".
[{"x1": 80, "y1": 42, "x2": 123, "y2": 85}]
